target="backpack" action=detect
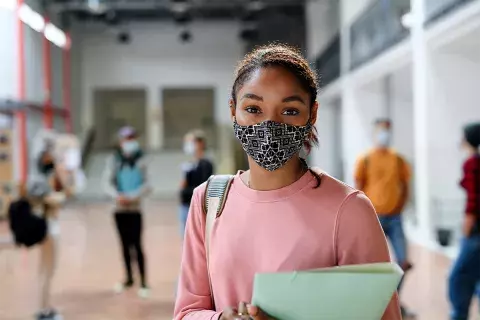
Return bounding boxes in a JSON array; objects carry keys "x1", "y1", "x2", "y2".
[
  {"x1": 8, "y1": 198, "x2": 48, "y2": 248},
  {"x1": 203, "y1": 174, "x2": 235, "y2": 308}
]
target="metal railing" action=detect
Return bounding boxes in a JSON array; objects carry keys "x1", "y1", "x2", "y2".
[
  {"x1": 425, "y1": 0, "x2": 474, "y2": 25},
  {"x1": 315, "y1": 33, "x2": 341, "y2": 88},
  {"x1": 350, "y1": 0, "x2": 411, "y2": 70},
  {"x1": 81, "y1": 127, "x2": 96, "y2": 169}
]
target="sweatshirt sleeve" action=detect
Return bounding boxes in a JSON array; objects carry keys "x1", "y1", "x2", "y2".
[
  {"x1": 335, "y1": 192, "x2": 402, "y2": 320},
  {"x1": 173, "y1": 185, "x2": 222, "y2": 320}
]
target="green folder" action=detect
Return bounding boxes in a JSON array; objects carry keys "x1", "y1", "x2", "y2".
[{"x1": 251, "y1": 262, "x2": 403, "y2": 320}]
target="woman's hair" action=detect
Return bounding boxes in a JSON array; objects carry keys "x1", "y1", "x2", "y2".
[{"x1": 231, "y1": 44, "x2": 322, "y2": 187}]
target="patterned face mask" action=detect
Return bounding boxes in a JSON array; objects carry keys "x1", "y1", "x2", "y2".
[{"x1": 234, "y1": 118, "x2": 312, "y2": 171}]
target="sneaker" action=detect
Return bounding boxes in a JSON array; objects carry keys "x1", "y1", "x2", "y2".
[
  {"x1": 113, "y1": 279, "x2": 134, "y2": 294},
  {"x1": 35, "y1": 309, "x2": 62, "y2": 320},
  {"x1": 400, "y1": 306, "x2": 416, "y2": 319},
  {"x1": 138, "y1": 286, "x2": 150, "y2": 299}
]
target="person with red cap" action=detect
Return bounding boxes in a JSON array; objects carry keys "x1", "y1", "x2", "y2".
[{"x1": 448, "y1": 122, "x2": 480, "y2": 320}]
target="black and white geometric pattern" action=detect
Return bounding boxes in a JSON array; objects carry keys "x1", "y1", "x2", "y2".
[{"x1": 234, "y1": 119, "x2": 311, "y2": 171}]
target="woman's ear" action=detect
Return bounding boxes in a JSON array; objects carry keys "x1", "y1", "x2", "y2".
[
  {"x1": 310, "y1": 101, "x2": 319, "y2": 126},
  {"x1": 229, "y1": 99, "x2": 236, "y2": 122}
]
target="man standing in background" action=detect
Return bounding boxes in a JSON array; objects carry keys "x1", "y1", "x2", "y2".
[
  {"x1": 354, "y1": 118, "x2": 414, "y2": 318},
  {"x1": 448, "y1": 122, "x2": 480, "y2": 320}
]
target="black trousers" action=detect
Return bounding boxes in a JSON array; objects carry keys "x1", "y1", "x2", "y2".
[{"x1": 114, "y1": 212, "x2": 146, "y2": 287}]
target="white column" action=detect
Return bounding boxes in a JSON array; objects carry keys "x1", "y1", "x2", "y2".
[
  {"x1": 411, "y1": 0, "x2": 431, "y2": 238},
  {"x1": 340, "y1": 12, "x2": 357, "y2": 186},
  {"x1": 147, "y1": 86, "x2": 162, "y2": 150}
]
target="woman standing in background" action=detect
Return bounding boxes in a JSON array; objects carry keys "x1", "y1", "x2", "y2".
[
  {"x1": 103, "y1": 126, "x2": 151, "y2": 298},
  {"x1": 179, "y1": 130, "x2": 214, "y2": 238}
]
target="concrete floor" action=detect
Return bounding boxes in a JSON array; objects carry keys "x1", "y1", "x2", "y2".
[{"x1": 0, "y1": 200, "x2": 477, "y2": 320}]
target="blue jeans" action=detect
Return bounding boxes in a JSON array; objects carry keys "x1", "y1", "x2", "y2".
[
  {"x1": 448, "y1": 234, "x2": 480, "y2": 320},
  {"x1": 378, "y1": 214, "x2": 407, "y2": 291},
  {"x1": 179, "y1": 204, "x2": 190, "y2": 239}
]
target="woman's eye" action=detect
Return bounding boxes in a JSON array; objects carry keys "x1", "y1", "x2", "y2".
[
  {"x1": 282, "y1": 109, "x2": 300, "y2": 116},
  {"x1": 245, "y1": 106, "x2": 261, "y2": 114}
]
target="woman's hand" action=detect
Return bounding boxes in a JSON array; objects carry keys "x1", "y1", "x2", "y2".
[
  {"x1": 247, "y1": 305, "x2": 276, "y2": 320},
  {"x1": 463, "y1": 214, "x2": 476, "y2": 237},
  {"x1": 117, "y1": 195, "x2": 130, "y2": 206},
  {"x1": 220, "y1": 302, "x2": 251, "y2": 320},
  {"x1": 220, "y1": 303, "x2": 275, "y2": 320}
]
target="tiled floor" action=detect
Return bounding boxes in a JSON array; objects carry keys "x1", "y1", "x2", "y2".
[{"x1": 0, "y1": 200, "x2": 477, "y2": 320}]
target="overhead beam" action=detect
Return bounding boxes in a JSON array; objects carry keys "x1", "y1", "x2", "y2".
[{"x1": 48, "y1": 0, "x2": 305, "y2": 13}]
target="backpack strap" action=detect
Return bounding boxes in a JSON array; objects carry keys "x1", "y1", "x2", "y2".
[{"x1": 203, "y1": 174, "x2": 234, "y2": 309}]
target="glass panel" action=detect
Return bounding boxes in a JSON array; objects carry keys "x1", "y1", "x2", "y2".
[
  {"x1": 350, "y1": 0, "x2": 411, "y2": 70},
  {"x1": 315, "y1": 34, "x2": 341, "y2": 88}
]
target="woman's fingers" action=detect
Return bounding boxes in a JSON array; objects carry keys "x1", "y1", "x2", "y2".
[
  {"x1": 247, "y1": 305, "x2": 272, "y2": 320},
  {"x1": 238, "y1": 302, "x2": 248, "y2": 316}
]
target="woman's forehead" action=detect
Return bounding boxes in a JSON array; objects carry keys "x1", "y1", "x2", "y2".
[{"x1": 238, "y1": 67, "x2": 309, "y2": 98}]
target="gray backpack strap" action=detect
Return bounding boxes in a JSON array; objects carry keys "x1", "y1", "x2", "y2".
[{"x1": 203, "y1": 174, "x2": 234, "y2": 309}]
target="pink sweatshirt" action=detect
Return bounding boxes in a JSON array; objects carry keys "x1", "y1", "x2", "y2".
[{"x1": 174, "y1": 170, "x2": 401, "y2": 320}]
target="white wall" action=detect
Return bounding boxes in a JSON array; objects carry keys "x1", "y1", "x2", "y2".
[
  {"x1": 341, "y1": 81, "x2": 386, "y2": 185},
  {"x1": 0, "y1": 9, "x2": 18, "y2": 99},
  {"x1": 427, "y1": 52, "x2": 480, "y2": 202},
  {"x1": 306, "y1": 0, "x2": 339, "y2": 59},
  {"x1": 78, "y1": 21, "x2": 243, "y2": 150}
]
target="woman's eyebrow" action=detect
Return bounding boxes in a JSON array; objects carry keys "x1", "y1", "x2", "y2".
[
  {"x1": 241, "y1": 93, "x2": 263, "y2": 101},
  {"x1": 282, "y1": 95, "x2": 305, "y2": 104}
]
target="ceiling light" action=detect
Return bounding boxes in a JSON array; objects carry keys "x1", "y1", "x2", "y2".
[
  {"x1": 45, "y1": 23, "x2": 68, "y2": 48},
  {"x1": 88, "y1": 0, "x2": 106, "y2": 14},
  {"x1": 18, "y1": 4, "x2": 45, "y2": 32},
  {"x1": 246, "y1": 0, "x2": 265, "y2": 12}
]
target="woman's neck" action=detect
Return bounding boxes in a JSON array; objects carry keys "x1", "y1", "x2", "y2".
[{"x1": 246, "y1": 156, "x2": 306, "y2": 191}]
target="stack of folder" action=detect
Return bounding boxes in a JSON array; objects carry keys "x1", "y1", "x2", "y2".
[{"x1": 252, "y1": 262, "x2": 403, "y2": 320}]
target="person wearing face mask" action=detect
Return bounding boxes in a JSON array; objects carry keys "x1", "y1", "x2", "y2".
[
  {"x1": 448, "y1": 122, "x2": 480, "y2": 320},
  {"x1": 103, "y1": 126, "x2": 151, "y2": 298},
  {"x1": 173, "y1": 45, "x2": 401, "y2": 320},
  {"x1": 354, "y1": 118, "x2": 413, "y2": 318},
  {"x1": 7, "y1": 136, "x2": 75, "y2": 320},
  {"x1": 179, "y1": 130, "x2": 213, "y2": 239}
]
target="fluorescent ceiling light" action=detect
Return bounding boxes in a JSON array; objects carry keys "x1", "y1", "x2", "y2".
[
  {"x1": 88, "y1": 0, "x2": 106, "y2": 14},
  {"x1": 18, "y1": 4, "x2": 45, "y2": 32},
  {"x1": 45, "y1": 23, "x2": 68, "y2": 48},
  {"x1": 0, "y1": 0, "x2": 16, "y2": 10}
]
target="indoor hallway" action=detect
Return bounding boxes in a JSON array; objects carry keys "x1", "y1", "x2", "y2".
[{"x1": 0, "y1": 200, "x2": 475, "y2": 320}]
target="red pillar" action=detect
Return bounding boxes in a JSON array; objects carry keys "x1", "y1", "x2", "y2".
[
  {"x1": 15, "y1": 0, "x2": 28, "y2": 182},
  {"x1": 63, "y1": 33, "x2": 72, "y2": 133},
  {"x1": 43, "y1": 17, "x2": 53, "y2": 129}
]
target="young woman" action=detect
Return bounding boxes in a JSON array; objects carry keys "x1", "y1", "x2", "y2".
[
  {"x1": 7, "y1": 134, "x2": 77, "y2": 320},
  {"x1": 179, "y1": 130, "x2": 214, "y2": 238},
  {"x1": 103, "y1": 126, "x2": 151, "y2": 298},
  {"x1": 173, "y1": 45, "x2": 401, "y2": 320}
]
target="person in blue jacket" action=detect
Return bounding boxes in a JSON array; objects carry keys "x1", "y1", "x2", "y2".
[{"x1": 103, "y1": 126, "x2": 151, "y2": 298}]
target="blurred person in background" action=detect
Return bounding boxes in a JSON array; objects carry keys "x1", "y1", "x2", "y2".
[
  {"x1": 103, "y1": 126, "x2": 151, "y2": 298},
  {"x1": 8, "y1": 133, "x2": 77, "y2": 320},
  {"x1": 179, "y1": 129, "x2": 213, "y2": 239},
  {"x1": 448, "y1": 122, "x2": 480, "y2": 320},
  {"x1": 354, "y1": 118, "x2": 413, "y2": 318},
  {"x1": 174, "y1": 44, "x2": 401, "y2": 320}
]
